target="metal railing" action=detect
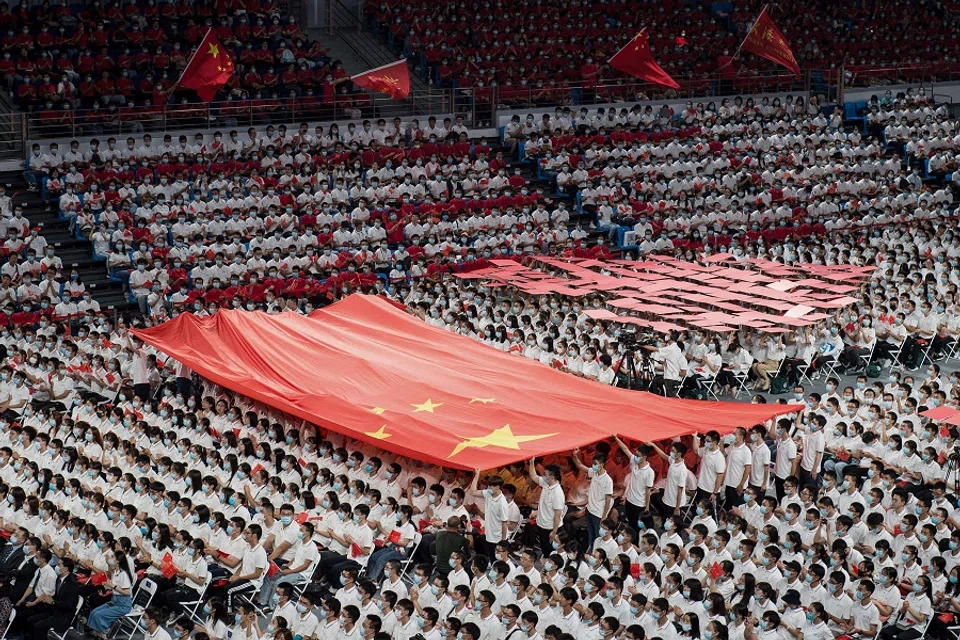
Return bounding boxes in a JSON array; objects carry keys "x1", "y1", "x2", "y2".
[
  {"x1": 14, "y1": 64, "x2": 960, "y2": 145},
  {"x1": 844, "y1": 64, "x2": 960, "y2": 87}
]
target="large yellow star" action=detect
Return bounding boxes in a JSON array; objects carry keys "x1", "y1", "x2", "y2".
[
  {"x1": 208, "y1": 43, "x2": 220, "y2": 58},
  {"x1": 448, "y1": 424, "x2": 557, "y2": 459},
  {"x1": 412, "y1": 399, "x2": 443, "y2": 413},
  {"x1": 469, "y1": 398, "x2": 496, "y2": 404},
  {"x1": 365, "y1": 425, "x2": 391, "y2": 440}
]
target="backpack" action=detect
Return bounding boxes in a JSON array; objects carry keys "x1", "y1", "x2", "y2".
[
  {"x1": 770, "y1": 375, "x2": 791, "y2": 395},
  {"x1": 866, "y1": 361, "x2": 882, "y2": 378}
]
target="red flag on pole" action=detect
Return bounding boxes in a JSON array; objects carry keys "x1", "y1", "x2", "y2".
[
  {"x1": 177, "y1": 28, "x2": 234, "y2": 102},
  {"x1": 608, "y1": 29, "x2": 680, "y2": 90},
  {"x1": 351, "y1": 60, "x2": 411, "y2": 100},
  {"x1": 738, "y1": 6, "x2": 800, "y2": 79}
]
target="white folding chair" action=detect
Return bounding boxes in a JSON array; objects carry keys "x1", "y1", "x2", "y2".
[
  {"x1": 111, "y1": 578, "x2": 158, "y2": 640},
  {"x1": 49, "y1": 596, "x2": 85, "y2": 640},
  {"x1": 235, "y1": 569, "x2": 268, "y2": 617},
  {"x1": 290, "y1": 555, "x2": 322, "y2": 600},
  {"x1": 857, "y1": 342, "x2": 876, "y2": 371},
  {"x1": 0, "y1": 609, "x2": 14, "y2": 640},
  {"x1": 399, "y1": 532, "x2": 423, "y2": 584},
  {"x1": 795, "y1": 360, "x2": 814, "y2": 386},
  {"x1": 181, "y1": 573, "x2": 214, "y2": 625},
  {"x1": 888, "y1": 339, "x2": 908, "y2": 372},
  {"x1": 697, "y1": 375, "x2": 720, "y2": 401},
  {"x1": 820, "y1": 355, "x2": 841, "y2": 380},
  {"x1": 731, "y1": 371, "x2": 750, "y2": 399}
]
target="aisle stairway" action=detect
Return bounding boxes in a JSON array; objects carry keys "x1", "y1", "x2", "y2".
[{"x1": 0, "y1": 169, "x2": 136, "y2": 315}]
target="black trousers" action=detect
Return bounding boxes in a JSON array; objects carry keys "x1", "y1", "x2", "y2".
[{"x1": 29, "y1": 611, "x2": 73, "y2": 640}]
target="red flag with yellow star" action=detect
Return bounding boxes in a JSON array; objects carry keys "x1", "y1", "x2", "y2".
[
  {"x1": 351, "y1": 60, "x2": 411, "y2": 100},
  {"x1": 738, "y1": 6, "x2": 800, "y2": 79},
  {"x1": 608, "y1": 29, "x2": 680, "y2": 90},
  {"x1": 132, "y1": 295, "x2": 800, "y2": 470},
  {"x1": 177, "y1": 28, "x2": 234, "y2": 102}
]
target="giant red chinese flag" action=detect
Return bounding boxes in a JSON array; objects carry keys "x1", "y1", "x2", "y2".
[
  {"x1": 178, "y1": 29, "x2": 234, "y2": 102},
  {"x1": 608, "y1": 29, "x2": 680, "y2": 90},
  {"x1": 132, "y1": 295, "x2": 800, "y2": 470},
  {"x1": 351, "y1": 60, "x2": 411, "y2": 99},
  {"x1": 739, "y1": 6, "x2": 800, "y2": 78}
]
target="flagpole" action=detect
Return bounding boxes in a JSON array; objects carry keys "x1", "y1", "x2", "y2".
[
  {"x1": 172, "y1": 27, "x2": 214, "y2": 91},
  {"x1": 350, "y1": 58, "x2": 406, "y2": 80},
  {"x1": 734, "y1": 5, "x2": 768, "y2": 57}
]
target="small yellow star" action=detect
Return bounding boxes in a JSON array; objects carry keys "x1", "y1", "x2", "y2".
[
  {"x1": 448, "y1": 424, "x2": 557, "y2": 458},
  {"x1": 370, "y1": 407, "x2": 386, "y2": 415},
  {"x1": 469, "y1": 398, "x2": 496, "y2": 404},
  {"x1": 411, "y1": 399, "x2": 443, "y2": 413},
  {"x1": 365, "y1": 425, "x2": 391, "y2": 440},
  {"x1": 208, "y1": 42, "x2": 220, "y2": 58}
]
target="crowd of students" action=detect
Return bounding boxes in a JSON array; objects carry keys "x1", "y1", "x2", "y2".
[
  {"x1": 3, "y1": 76, "x2": 960, "y2": 640},
  {"x1": 365, "y1": 0, "x2": 960, "y2": 96},
  {"x1": 0, "y1": 0, "x2": 371, "y2": 120}
]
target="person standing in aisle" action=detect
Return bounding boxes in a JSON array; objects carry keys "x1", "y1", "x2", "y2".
[{"x1": 570, "y1": 448, "x2": 613, "y2": 546}]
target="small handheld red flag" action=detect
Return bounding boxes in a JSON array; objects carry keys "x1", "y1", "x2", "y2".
[
  {"x1": 351, "y1": 60, "x2": 411, "y2": 100},
  {"x1": 608, "y1": 29, "x2": 680, "y2": 90},
  {"x1": 177, "y1": 28, "x2": 234, "y2": 102},
  {"x1": 738, "y1": 6, "x2": 800, "y2": 79}
]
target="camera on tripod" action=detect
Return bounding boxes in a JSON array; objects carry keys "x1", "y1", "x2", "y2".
[{"x1": 618, "y1": 326, "x2": 658, "y2": 349}]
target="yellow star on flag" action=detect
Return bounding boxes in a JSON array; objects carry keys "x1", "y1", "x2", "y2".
[
  {"x1": 369, "y1": 407, "x2": 386, "y2": 415},
  {"x1": 365, "y1": 425, "x2": 391, "y2": 440},
  {"x1": 448, "y1": 424, "x2": 557, "y2": 459},
  {"x1": 469, "y1": 398, "x2": 496, "y2": 404},
  {"x1": 412, "y1": 399, "x2": 443, "y2": 413},
  {"x1": 208, "y1": 43, "x2": 220, "y2": 58}
]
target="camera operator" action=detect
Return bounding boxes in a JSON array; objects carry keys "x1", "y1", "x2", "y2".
[{"x1": 639, "y1": 331, "x2": 686, "y2": 396}]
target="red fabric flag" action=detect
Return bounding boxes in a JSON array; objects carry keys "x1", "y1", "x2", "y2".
[
  {"x1": 132, "y1": 295, "x2": 801, "y2": 471},
  {"x1": 738, "y1": 7, "x2": 800, "y2": 78},
  {"x1": 350, "y1": 60, "x2": 410, "y2": 100},
  {"x1": 161, "y1": 562, "x2": 178, "y2": 579},
  {"x1": 267, "y1": 561, "x2": 280, "y2": 578},
  {"x1": 177, "y1": 28, "x2": 234, "y2": 102},
  {"x1": 709, "y1": 562, "x2": 723, "y2": 580},
  {"x1": 608, "y1": 29, "x2": 680, "y2": 90}
]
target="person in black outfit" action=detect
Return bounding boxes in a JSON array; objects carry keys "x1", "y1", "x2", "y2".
[
  {"x1": 0, "y1": 535, "x2": 40, "y2": 602},
  {"x1": 0, "y1": 529, "x2": 28, "y2": 582},
  {"x1": 28, "y1": 558, "x2": 81, "y2": 640}
]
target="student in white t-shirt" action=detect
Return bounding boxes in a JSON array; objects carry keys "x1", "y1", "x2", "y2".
[
  {"x1": 570, "y1": 448, "x2": 613, "y2": 547},
  {"x1": 613, "y1": 436, "x2": 655, "y2": 529}
]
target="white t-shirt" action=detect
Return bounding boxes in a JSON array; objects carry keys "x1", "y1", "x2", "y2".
[
  {"x1": 483, "y1": 492, "x2": 509, "y2": 543},
  {"x1": 773, "y1": 436, "x2": 798, "y2": 479},
  {"x1": 586, "y1": 468, "x2": 613, "y2": 518},
  {"x1": 697, "y1": 448, "x2": 726, "y2": 493},
  {"x1": 238, "y1": 543, "x2": 268, "y2": 579},
  {"x1": 534, "y1": 478, "x2": 565, "y2": 531},
  {"x1": 801, "y1": 430, "x2": 826, "y2": 473},
  {"x1": 625, "y1": 459, "x2": 655, "y2": 508},
  {"x1": 725, "y1": 443, "x2": 752, "y2": 488}
]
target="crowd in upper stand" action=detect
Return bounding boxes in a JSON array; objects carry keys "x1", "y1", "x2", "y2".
[
  {"x1": 366, "y1": 0, "x2": 960, "y2": 96},
  {"x1": 0, "y1": 0, "x2": 372, "y2": 122}
]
